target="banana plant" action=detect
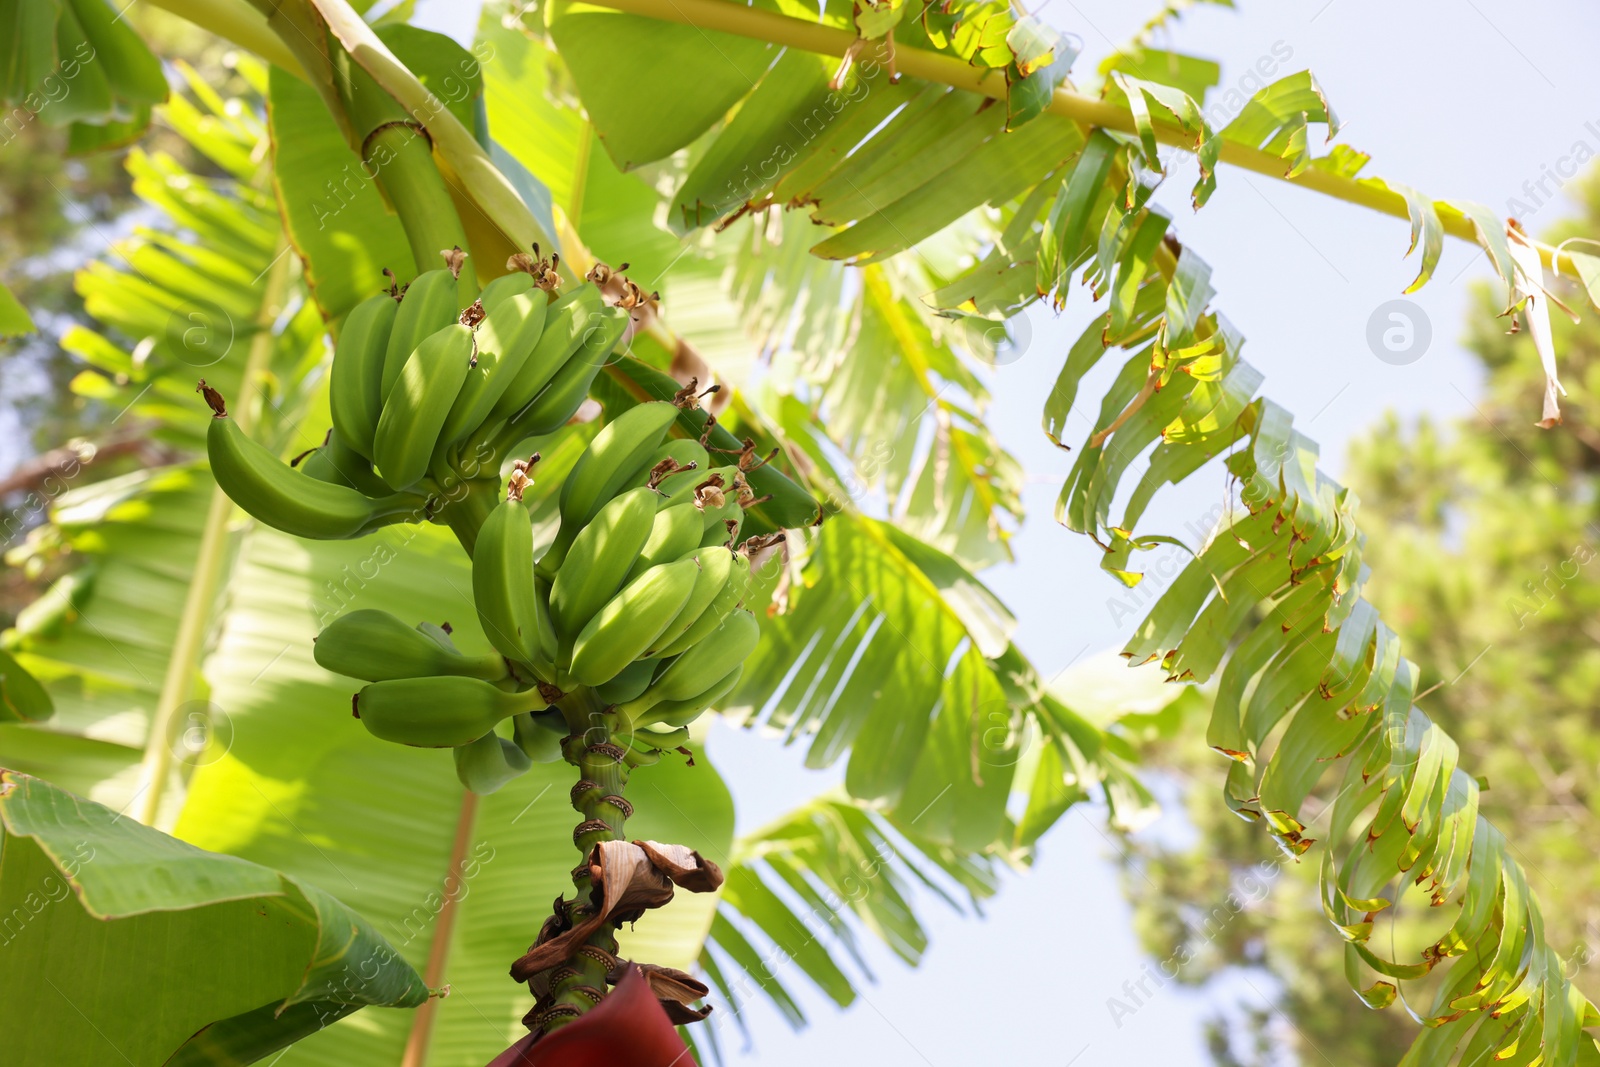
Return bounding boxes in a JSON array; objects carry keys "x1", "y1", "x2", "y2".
[
  {"x1": 0, "y1": 20, "x2": 1137, "y2": 1067},
  {"x1": 5, "y1": 0, "x2": 1600, "y2": 1063}
]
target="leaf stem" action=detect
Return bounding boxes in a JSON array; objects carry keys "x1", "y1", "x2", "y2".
[
  {"x1": 135, "y1": 237, "x2": 294, "y2": 827},
  {"x1": 400, "y1": 788, "x2": 482, "y2": 1067}
]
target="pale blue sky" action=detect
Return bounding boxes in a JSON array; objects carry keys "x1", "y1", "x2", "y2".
[{"x1": 412, "y1": 1, "x2": 1600, "y2": 1062}]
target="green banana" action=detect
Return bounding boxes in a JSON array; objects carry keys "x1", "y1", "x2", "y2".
[
  {"x1": 512, "y1": 710, "x2": 566, "y2": 763},
  {"x1": 382, "y1": 268, "x2": 461, "y2": 401},
  {"x1": 547, "y1": 486, "x2": 657, "y2": 643},
  {"x1": 207, "y1": 414, "x2": 421, "y2": 540},
  {"x1": 646, "y1": 546, "x2": 739, "y2": 658},
  {"x1": 354, "y1": 675, "x2": 537, "y2": 747},
  {"x1": 315, "y1": 609, "x2": 507, "y2": 682},
  {"x1": 557, "y1": 401, "x2": 682, "y2": 536},
  {"x1": 436, "y1": 286, "x2": 548, "y2": 455},
  {"x1": 633, "y1": 725, "x2": 690, "y2": 751},
  {"x1": 473, "y1": 496, "x2": 545, "y2": 668},
  {"x1": 533, "y1": 576, "x2": 558, "y2": 666},
  {"x1": 622, "y1": 736, "x2": 663, "y2": 768},
  {"x1": 700, "y1": 503, "x2": 743, "y2": 547},
  {"x1": 453, "y1": 729, "x2": 533, "y2": 794},
  {"x1": 329, "y1": 292, "x2": 398, "y2": 459},
  {"x1": 568, "y1": 558, "x2": 699, "y2": 687},
  {"x1": 478, "y1": 271, "x2": 536, "y2": 309},
  {"x1": 624, "y1": 438, "x2": 709, "y2": 495},
  {"x1": 296, "y1": 442, "x2": 342, "y2": 485},
  {"x1": 633, "y1": 504, "x2": 706, "y2": 574},
  {"x1": 415, "y1": 621, "x2": 457, "y2": 651},
  {"x1": 486, "y1": 284, "x2": 604, "y2": 423},
  {"x1": 299, "y1": 434, "x2": 395, "y2": 498},
  {"x1": 498, "y1": 304, "x2": 631, "y2": 444},
  {"x1": 641, "y1": 609, "x2": 760, "y2": 709},
  {"x1": 372, "y1": 322, "x2": 476, "y2": 489},
  {"x1": 595, "y1": 657, "x2": 657, "y2": 705},
  {"x1": 640, "y1": 665, "x2": 744, "y2": 730}
]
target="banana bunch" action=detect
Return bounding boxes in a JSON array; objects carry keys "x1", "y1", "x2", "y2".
[
  {"x1": 311, "y1": 397, "x2": 770, "y2": 790},
  {"x1": 205, "y1": 251, "x2": 630, "y2": 542},
  {"x1": 237, "y1": 254, "x2": 785, "y2": 792}
]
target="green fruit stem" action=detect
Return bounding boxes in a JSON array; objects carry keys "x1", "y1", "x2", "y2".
[
  {"x1": 438, "y1": 475, "x2": 500, "y2": 558},
  {"x1": 542, "y1": 685, "x2": 634, "y2": 1029},
  {"x1": 365, "y1": 122, "x2": 475, "y2": 298}
]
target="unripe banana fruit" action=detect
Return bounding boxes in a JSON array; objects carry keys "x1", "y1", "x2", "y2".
[
  {"x1": 640, "y1": 665, "x2": 744, "y2": 730},
  {"x1": 548, "y1": 485, "x2": 657, "y2": 644},
  {"x1": 354, "y1": 675, "x2": 538, "y2": 747},
  {"x1": 299, "y1": 434, "x2": 394, "y2": 498},
  {"x1": 415, "y1": 621, "x2": 457, "y2": 650},
  {"x1": 473, "y1": 494, "x2": 545, "y2": 669},
  {"x1": 486, "y1": 284, "x2": 603, "y2": 424},
  {"x1": 499, "y1": 304, "x2": 631, "y2": 443},
  {"x1": 651, "y1": 549, "x2": 747, "y2": 659},
  {"x1": 372, "y1": 322, "x2": 476, "y2": 489},
  {"x1": 633, "y1": 504, "x2": 706, "y2": 575},
  {"x1": 315, "y1": 609, "x2": 507, "y2": 682},
  {"x1": 382, "y1": 268, "x2": 460, "y2": 401},
  {"x1": 454, "y1": 729, "x2": 533, "y2": 794},
  {"x1": 568, "y1": 557, "x2": 699, "y2": 687},
  {"x1": 478, "y1": 270, "x2": 536, "y2": 309},
  {"x1": 206, "y1": 409, "x2": 422, "y2": 540},
  {"x1": 556, "y1": 401, "x2": 681, "y2": 539},
  {"x1": 635, "y1": 609, "x2": 759, "y2": 714},
  {"x1": 436, "y1": 283, "x2": 548, "y2": 456},
  {"x1": 645, "y1": 546, "x2": 734, "y2": 657},
  {"x1": 329, "y1": 292, "x2": 398, "y2": 459},
  {"x1": 512, "y1": 710, "x2": 566, "y2": 763},
  {"x1": 595, "y1": 657, "x2": 657, "y2": 705}
]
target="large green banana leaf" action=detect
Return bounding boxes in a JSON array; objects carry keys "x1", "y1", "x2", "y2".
[
  {"x1": 0, "y1": 0, "x2": 169, "y2": 150},
  {"x1": 0, "y1": 769, "x2": 427, "y2": 1064}
]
